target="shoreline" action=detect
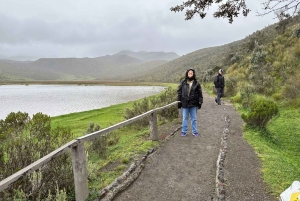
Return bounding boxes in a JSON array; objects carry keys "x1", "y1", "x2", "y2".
[{"x1": 0, "y1": 80, "x2": 172, "y2": 86}]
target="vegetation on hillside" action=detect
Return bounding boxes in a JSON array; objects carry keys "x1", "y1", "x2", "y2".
[
  {"x1": 225, "y1": 19, "x2": 300, "y2": 108},
  {"x1": 215, "y1": 16, "x2": 300, "y2": 196}
]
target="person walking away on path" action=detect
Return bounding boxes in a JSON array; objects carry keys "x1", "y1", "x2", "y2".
[
  {"x1": 177, "y1": 68, "x2": 203, "y2": 137},
  {"x1": 214, "y1": 69, "x2": 225, "y2": 105}
]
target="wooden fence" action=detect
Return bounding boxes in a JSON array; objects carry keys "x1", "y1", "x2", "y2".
[{"x1": 0, "y1": 101, "x2": 179, "y2": 201}]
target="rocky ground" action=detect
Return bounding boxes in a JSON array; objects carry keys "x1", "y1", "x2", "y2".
[{"x1": 99, "y1": 90, "x2": 278, "y2": 201}]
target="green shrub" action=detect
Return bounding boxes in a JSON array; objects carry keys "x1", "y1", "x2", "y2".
[
  {"x1": 292, "y1": 24, "x2": 300, "y2": 37},
  {"x1": 282, "y1": 84, "x2": 299, "y2": 99},
  {"x1": 121, "y1": 157, "x2": 129, "y2": 164},
  {"x1": 282, "y1": 72, "x2": 300, "y2": 99},
  {"x1": 0, "y1": 112, "x2": 74, "y2": 200},
  {"x1": 225, "y1": 76, "x2": 238, "y2": 96},
  {"x1": 231, "y1": 92, "x2": 242, "y2": 103},
  {"x1": 85, "y1": 121, "x2": 122, "y2": 159},
  {"x1": 272, "y1": 92, "x2": 282, "y2": 101},
  {"x1": 242, "y1": 98, "x2": 279, "y2": 127},
  {"x1": 107, "y1": 132, "x2": 120, "y2": 146},
  {"x1": 240, "y1": 84, "x2": 255, "y2": 107},
  {"x1": 123, "y1": 98, "x2": 150, "y2": 128},
  {"x1": 85, "y1": 122, "x2": 100, "y2": 134},
  {"x1": 89, "y1": 134, "x2": 109, "y2": 159},
  {"x1": 116, "y1": 165, "x2": 126, "y2": 171},
  {"x1": 85, "y1": 123, "x2": 119, "y2": 159},
  {"x1": 123, "y1": 87, "x2": 177, "y2": 128}
]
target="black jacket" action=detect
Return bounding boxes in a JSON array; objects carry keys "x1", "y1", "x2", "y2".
[
  {"x1": 177, "y1": 69, "x2": 203, "y2": 108},
  {"x1": 214, "y1": 73, "x2": 225, "y2": 88}
]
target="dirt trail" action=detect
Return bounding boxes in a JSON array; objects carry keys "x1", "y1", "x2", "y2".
[{"x1": 111, "y1": 90, "x2": 277, "y2": 201}]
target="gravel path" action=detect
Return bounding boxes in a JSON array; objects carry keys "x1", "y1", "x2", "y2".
[{"x1": 105, "y1": 90, "x2": 277, "y2": 201}]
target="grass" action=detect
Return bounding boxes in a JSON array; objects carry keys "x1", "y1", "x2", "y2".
[
  {"x1": 51, "y1": 101, "x2": 134, "y2": 137},
  {"x1": 242, "y1": 108, "x2": 300, "y2": 196}
]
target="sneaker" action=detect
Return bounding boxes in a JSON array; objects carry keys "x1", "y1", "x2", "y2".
[
  {"x1": 193, "y1": 132, "x2": 199, "y2": 137},
  {"x1": 181, "y1": 132, "x2": 187, "y2": 137},
  {"x1": 215, "y1": 98, "x2": 218, "y2": 104}
]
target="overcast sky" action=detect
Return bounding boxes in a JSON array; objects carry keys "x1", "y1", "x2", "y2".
[{"x1": 0, "y1": 0, "x2": 278, "y2": 60}]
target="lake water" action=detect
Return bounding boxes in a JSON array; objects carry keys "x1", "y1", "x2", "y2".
[{"x1": 0, "y1": 85, "x2": 165, "y2": 120}]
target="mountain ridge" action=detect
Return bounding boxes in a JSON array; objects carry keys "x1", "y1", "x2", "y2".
[{"x1": 0, "y1": 51, "x2": 177, "y2": 81}]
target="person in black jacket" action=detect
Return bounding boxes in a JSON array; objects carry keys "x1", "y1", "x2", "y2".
[
  {"x1": 177, "y1": 68, "x2": 203, "y2": 137},
  {"x1": 214, "y1": 69, "x2": 225, "y2": 105}
]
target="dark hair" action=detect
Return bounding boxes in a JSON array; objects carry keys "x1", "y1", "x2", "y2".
[{"x1": 185, "y1": 68, "x2": 196, "y2": 80}]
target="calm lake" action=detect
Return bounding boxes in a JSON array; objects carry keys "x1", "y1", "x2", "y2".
[{"x1": 0, "y1": 85, "x2": 165, "y2": 120}]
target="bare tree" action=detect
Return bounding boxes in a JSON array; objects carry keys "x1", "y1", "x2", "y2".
[
  {"x1": 261, "y1": 0, "x2": 300, "y2": 17},
  {"x1": 170, "y1": 0, "x2": 300, "y2": 23}
]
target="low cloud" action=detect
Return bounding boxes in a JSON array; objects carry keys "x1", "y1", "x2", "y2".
[{"x1": 0, "y1": 0, "x2": 278, "y2": 59}]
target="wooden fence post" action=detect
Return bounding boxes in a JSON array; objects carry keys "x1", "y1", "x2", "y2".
[
  {"x1": 149, "y1": 111, "x2": 158, "y2": 141},
  {"x1": 71, "y1": 142, "x2": 88, "y2": 201}
]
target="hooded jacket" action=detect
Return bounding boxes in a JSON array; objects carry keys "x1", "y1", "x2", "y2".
[
  {"x1": 214, "y1": 73, "x2": 225, "y2": 88},
  {"x1": 177, "y1": 68, "x2": 203, "y2": 108}
]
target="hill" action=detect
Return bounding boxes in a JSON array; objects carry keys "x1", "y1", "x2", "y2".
[
  {"x1": 0, "y1": 51, "x2": 178, "y2": 81},
  {"x1": 126, "y1": 23, "x2": 280, "y2": 83},
  {"x1": 127, "y1": 44, "x2": 239, "y2": 83},
  {"x1": 129, "y1": 15, "x2": 300, "y2": 84},
  {"x1": 116, "y1": 50, "x2": 179, "y2": 61}
]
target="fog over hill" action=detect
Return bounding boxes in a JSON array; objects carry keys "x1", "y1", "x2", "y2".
[
  {"x1": 0, "y1": 54, "x2": 39, "y2": 61},
  {"x1": 0, "y1": 51, "x2": 178, "y2": 81},
  {"x1": 1, "y1": 15, "x2": 299, "y2": 84},
  {"x1": 116, "y1": 50, "x2": 179, "y2": 62}
]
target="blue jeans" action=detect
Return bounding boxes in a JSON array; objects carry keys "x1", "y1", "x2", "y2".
[{"x1": 182, "y1": 107, "x2": 198, "y2": 134}]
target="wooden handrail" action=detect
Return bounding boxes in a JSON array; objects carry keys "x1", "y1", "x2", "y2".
[
  {"x1": 78, "y1": 101, "x2": 178, "y2": 142},
  {"x1": 0, "y1": 101, "x2": 178, "y2": 201}
]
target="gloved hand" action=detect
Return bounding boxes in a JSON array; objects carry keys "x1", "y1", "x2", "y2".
[
  {"x1": 178, "y1": 102, "x2": 182, "y2": 109},
  {"x1": 198, "y1": 103, "x2": 202, "y2": 109}
]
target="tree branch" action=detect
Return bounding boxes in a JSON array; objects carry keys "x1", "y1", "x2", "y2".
[{"x1": 171, "y1": 0, "x2": 300, "y2": 23}]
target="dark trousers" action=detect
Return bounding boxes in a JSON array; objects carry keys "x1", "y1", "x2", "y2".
[{"x1": 216, "y1": 87, "x2": 224, "y2": 105}]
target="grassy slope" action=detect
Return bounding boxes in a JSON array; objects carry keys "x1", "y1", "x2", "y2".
[{"x1": 217, "y1": 21, "x2": 300, "y2": 196}]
